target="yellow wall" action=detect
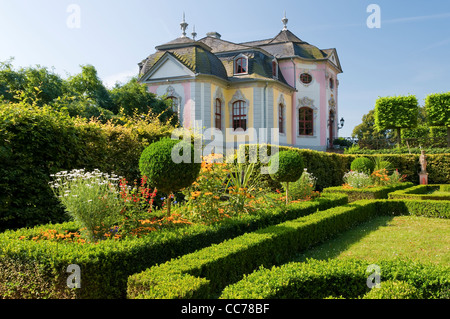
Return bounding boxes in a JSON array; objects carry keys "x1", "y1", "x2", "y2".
[
  {"x1": 210, "y1": 84, "x2": 255, "y2": 142},
  {"x1": 272, "y1": 87, "x2": 293, "y2": 145}
]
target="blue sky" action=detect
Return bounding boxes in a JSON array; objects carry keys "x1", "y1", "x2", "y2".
[{"x1": 1, "y1": 0, "x2": 450, "y2": 137}]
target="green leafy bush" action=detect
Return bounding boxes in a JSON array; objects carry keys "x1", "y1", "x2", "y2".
[
  {"x1": 350, "y1": 157, "x2": 375, "y2": 174},
  {"x1": 49, "y1": 169, "x2": 123, "y2": 242},
  {"x1": 139, "y1": 138, "x2": 201, "y2": 214},
  {"x1": 283, "y1": 168, "x2": 318, "y2": 201},
  {"x1": 0, "y1": 102, "x2": 174, "y2": 231}
]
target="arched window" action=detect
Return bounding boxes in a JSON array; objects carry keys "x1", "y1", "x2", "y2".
[
  {"x1": 232, "y1": 100, "x2": 247, "y2": 131},
  {"x1": 166, "y1": 96, "x2": 178, "y2": 112},
  {"x1": 272, "y1": 60, "x2": 278, "y2": 78},
  {"x1": 299, "y1": 107, "x2": 313, "y2": 136},
  {"x1": 215, "y1": 98, "x2": 222, "y2": 130},
  {"x1": 234, "y1": 57, "x2": 247, "y2": 74},
  {"x1": 278, "y1": 103, "x2": 285, "y2": 134},
  {"x1": 329, "y1": 78, "x2": 334, "y2": 90}
]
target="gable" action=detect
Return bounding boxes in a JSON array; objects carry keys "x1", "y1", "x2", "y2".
[{"x1": 141, "y1": 54, "x2": 195, "y2": 82}]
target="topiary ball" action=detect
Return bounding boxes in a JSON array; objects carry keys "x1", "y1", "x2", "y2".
[
  {"x1": 139, "y1": 138, "x2": 201, "y2": 194},
  {"x1": 350, "y1": 157, "x2": 375, "y2": 174},
  {"x1": 268, "y1": 150, "x2": 304, "y2": 183}
]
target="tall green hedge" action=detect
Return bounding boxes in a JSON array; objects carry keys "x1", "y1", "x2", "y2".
[{"x1": 0, "y1": 102, "x2": 173, "y2": 231}]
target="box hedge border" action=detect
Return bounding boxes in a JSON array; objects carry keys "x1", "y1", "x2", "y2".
[
  {"x1": 126, "y1": 198, "x2": 450, "y2": 299},
  {"x1": 241, "y1": 144, "x2": 450, "y2": 188},
  {"x1": 219, "y1": 258, "x2": 449, "y2": 299},
  {"x1": 388, "y1": 184, "x2": 450, "y2": 200},
  {"x1": 0, "y1": 192, "x2": 347, "y2": 299},
  {"x1": 322, "y1": 182, "x2": 414, "y2": 202}
]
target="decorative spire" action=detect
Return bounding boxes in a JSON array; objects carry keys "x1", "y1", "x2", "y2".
[
  {"x1": 282, "y1": 11, "x2": 288, "y2": 31},
  {"x1": 180, "y1": 12, "x2": 188, "y2": 37},
  {"x1": 191, "y1": 25, "x2": 197, "y2": 41}
]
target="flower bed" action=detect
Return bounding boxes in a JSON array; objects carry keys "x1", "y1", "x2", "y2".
[
  {"x1": 388, "y1": 184, "x2": 450, "y2": 201},
  {"x1": 126, "y1": 198, "x2": 450, "y2": 299},
  {"x1": 322, "y1": 182, "x2": 414, "y2": 202},
  {"x1": 0, "y1": 192, "x2": 346, "y2": 299}
]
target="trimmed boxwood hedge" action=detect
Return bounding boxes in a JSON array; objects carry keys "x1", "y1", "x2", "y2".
[
  {"x1": 127, "y1": 198, "x2": 450, "y2": 299},
  {"x1": 0, "y1": 193, "x2": 347, "y2": 299},
  {"x1": 241, "y1": 144, "x2": 450, "y2": 189},
  {"x1": 323, "y1": 182, "x2": 414, "y2": 202},
  {"x1": 220, "y1": 258, "x2": 449, "y2": 299},
  {"x1": 388, "y1": 184, "x2": 450, "y2": 201}
]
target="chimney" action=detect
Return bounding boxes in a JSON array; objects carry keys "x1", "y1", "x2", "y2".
[{"x1": 206, "y1": 31, "x2": 221, "y2": 39}]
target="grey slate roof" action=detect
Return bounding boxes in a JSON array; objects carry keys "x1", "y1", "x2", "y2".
[{"x1": 139, "y1": 28, "x2": 340, "y2": 85}]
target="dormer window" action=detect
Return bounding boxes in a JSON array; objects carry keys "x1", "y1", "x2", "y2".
[
  {"x1": 234, "y1": 55, "x2": 248, "y2": 75},
  {"x1": 272, "y1": 59, "x2": 278, "y2": 78}
]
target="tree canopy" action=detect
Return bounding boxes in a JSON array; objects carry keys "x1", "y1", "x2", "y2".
[{"x1": 0, "y1": 59, "x2": 176, "y2": 124}]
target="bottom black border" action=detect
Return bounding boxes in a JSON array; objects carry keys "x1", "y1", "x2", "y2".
[{"x1": 0, "y1": 299, "x2": 447, "y2": 317}]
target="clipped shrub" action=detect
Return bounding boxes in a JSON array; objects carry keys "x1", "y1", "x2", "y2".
[
  {"x1": 350, "y1": 157, "x2": 375, "y2": 174},
  {"x1": 268, "y1": 150, "x2": 304, "y2": 203},
  {"x1": 139, "y1": 138, "x2": 201, "y2": 214},
  {"x1": 362, "y1": 280, "x2": 422, "y2": 299},
  {"x1": 0, "y1": 193, "x2": 347, "y2": 299},
  {"x1": 323, "y1": 182, "x2": 414, "y2": 202},
  {"x1": 221, "y1": 259, "x2": 447, "y2": 299}
]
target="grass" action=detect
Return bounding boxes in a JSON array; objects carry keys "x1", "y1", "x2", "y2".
[{"x1": 293, "y1": 215, "x2": 450, "y2": 265}]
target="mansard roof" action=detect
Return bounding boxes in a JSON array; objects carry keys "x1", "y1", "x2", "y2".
[
  {"x1": 139, "y1": 38, "x2": 228, "y2": 81},
  {"x1": 138, "y1": 26, "x2": 341, "y2": 84}
]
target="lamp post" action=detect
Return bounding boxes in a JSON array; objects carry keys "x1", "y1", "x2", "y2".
[{"x1": 328, "y1": 114, "x2": 345, "y2": 149}]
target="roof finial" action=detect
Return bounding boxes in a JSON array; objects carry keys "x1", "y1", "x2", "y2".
[
  {"x1": 180, "y1": 12, "x2": 188, "y2": 37},
  {"x1": 282, "y1": 11, "x2": 288, "y2": 31},
  {"x1": 191, "y1": 25, "x2": 197, "y2": 41}
]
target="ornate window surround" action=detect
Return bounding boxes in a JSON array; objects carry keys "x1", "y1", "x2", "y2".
[
  {"x1": 277, "y1": 94, "x2": 286, "y2": 136},
  {"x1": 228, "y1": 89, "x2": 250, "y2": 133},
  {"x1": 213, "y1": 87, "x2": 225, "y2": 131},
  {"x1": 296, "y1": 96, "x2": 318, "y2": 138},
  {"x1": 165, "y1": 85, "x2": 182, "y2": 115}
]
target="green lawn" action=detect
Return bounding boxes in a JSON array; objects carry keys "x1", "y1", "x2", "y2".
[{"x1": 293, "y1": 215, "x2": 450, "y2": 265}]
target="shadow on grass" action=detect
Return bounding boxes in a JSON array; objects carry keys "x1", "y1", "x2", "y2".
[{"x1": 291, "y1": 215, "x2": 395, "y2": 263}]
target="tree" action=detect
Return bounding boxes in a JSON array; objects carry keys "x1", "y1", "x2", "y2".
[
  {"x1": 66, "y1": 64, "x2": 114, "y2": 112},
  {"x1": 268, "y1": 150, "x2": 304, "y2": 204},
  {"x1": 374, "y1": 95, "x2": 419, "y2": 146},
  {"x1": 352, "y1": 109, "x2": 390, "y2": 140},
  {"x1": 425, "y1": 92, "x2": 450, "y2": 147},
  {"x1": 0, "y1": 60, "x2": 64, "y2": 106},
  {"x1": 110, "y1": 78, "x2": 176, "y2": 123}
]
